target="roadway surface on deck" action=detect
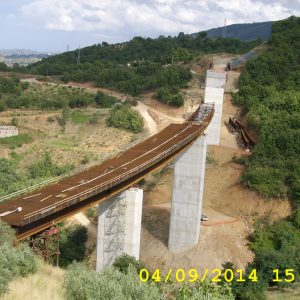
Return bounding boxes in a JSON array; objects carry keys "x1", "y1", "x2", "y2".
[
  {"x1": 0, "y1": 102, "x2": 214, "y2": 240},
  {"x1": 0, "y1": 122, "x2": 207, "y2": 227}
]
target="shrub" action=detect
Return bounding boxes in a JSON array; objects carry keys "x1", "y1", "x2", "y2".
[
  {"x1": 11, "y1": 117, "x2": 19, "y2": 127},
  {"x1": 171, "y1": 93, "x2": 184, "y2": 107},
  {"x1": 59, "y1": 224, "x2": 88, "y2": 267},
  {"x1": 47, "y1": 116, "x2": 55, "y2": 123},
  {"x1": 293, "y1": 210, "x2": 300, "y2": 229},
  {"x1": 113, "y1": 254, "x2": 145, "y2": 275},
  {"x1": 88, "y1": 112, "x2": 101, "y2": 124},
  {"x1": 20, "y1": 81, "x2": 30, "y2": 90},
  {"x1": 0, "y1": 101, "x2": 6, "y2": 112},
  {"x1": 0, "y1": 220, "x2": 37, "y2": 295},
  {"x1": 36, "y1": 75, "x2": 47, "y2": 81},
  {"x1": 56, "y1": 107, "x2": 70, "y2": 132},
  {"x1": 61, "y1": 72, "x2": 71, "y2": 83},
  {"x1": 69, "y1": 97, "x2": 90, "y2": 108},
  {"x1": 107, "y1": 105, "x2": 144, "y2": 133},
  {"x1": 176, "y1": 281, "x2": 234, "y2": 300},
  {"x1": 0, "y1": 158, "x2": 21, "y2": 195},
  {"x1": 85, "y1": 207, "x2": 96, "y2": 219},
  {"x1": 156, "y1": 87, "x2": 184, "y2": 107},
  {"x1": 81, "y1": 155, "x2": 90, "y2": 165},
  {"x1": 64, "y1": 263, "x2": 161, "y2": 300},
  {"x1": 95, "y1": 91, "x2": 118, "y2": 108},
  {"x1": 0, "y1": 219, "x2": 15, "y2": 246},
  {"x1": 28, "y1": 152, "x2": 73, "y2": 179}
]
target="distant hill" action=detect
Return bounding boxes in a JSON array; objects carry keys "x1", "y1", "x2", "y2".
[
  {"x1": 0, "y1": 49, "x2": 51, "y2": 67},
  {"x1": 0, "y1": 49, "x2": 51, "y2": 57},
  {"x1": 193, "y1": 21, "x2": 273, "y2": 41}
]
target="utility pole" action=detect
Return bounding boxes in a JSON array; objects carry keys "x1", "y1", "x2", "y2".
[
  {"x1": 222, "y1": 18, "x2": 227, "y2": 38},
  {"x1": 77, "y1": 45, "x2": 81, "y2": 66},
  {"x1": 67, "y1": 44, "x2": 69, "y2": 52}
]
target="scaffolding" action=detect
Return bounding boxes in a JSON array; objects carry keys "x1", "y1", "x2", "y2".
[
  {"x1": 29, "y1": 226, "x2": 60, "y2": 266},
  {"x1": 103, "y1": 196, "x2": 127, "y2": 266}
]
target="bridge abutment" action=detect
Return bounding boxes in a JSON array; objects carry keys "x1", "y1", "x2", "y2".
[
  {"x1": 96, "y1": 188, "x2": 143, "y2": 271},
  {"x1": 168, "y1": 136, "x2": 207, "y2": 252}
]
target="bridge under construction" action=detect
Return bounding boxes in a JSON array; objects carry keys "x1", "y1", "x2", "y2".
[{"x1": 0, "y1": 69, "x2": 226, "y2": 270}]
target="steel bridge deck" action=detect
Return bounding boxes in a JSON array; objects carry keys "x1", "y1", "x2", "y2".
[{"x1": 0, "y1": 104, "x2": 214, "y2": 240}]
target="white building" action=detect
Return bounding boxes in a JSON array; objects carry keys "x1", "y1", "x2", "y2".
[{"x1": 0, "y1": 126, "x2": 18, "y2": 138}]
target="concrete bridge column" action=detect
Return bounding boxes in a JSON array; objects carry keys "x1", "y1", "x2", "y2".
[
  {"x1": 96, "y1": 188, "x2": 143, "y2": 271},
  {"x1": 204, "y1": 71, "x2": 226, "y2": 145},
  {"x1": 168, "y1": 136, "x2": 207, "y2": 252}
]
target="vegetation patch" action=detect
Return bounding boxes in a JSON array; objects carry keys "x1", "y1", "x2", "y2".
[
  {"x1": 0, "y1": 134, "x2": 33, "y2": 148},
  {"x1": 59, "y1": 223, "x2": 88, "y2": 268},
  {"x1": 0, "y1": 152, "x2": 73, "y2": 197},
  {"x1": 107, "y1": 104, "x2": 144, "y2": 133},
  {"x1": 229, "y1": 17, "x2": 300, "y2": 299},
  {"x1": 70, "y1": 111, "x2": 103, "y2": 125},
  {"x1": 64, "y1": 256, "x2": 234, "y2": 299},
  {"x1": 70, "y1": 112, "x2": 91, "y2": 124},
  {"x1": 0, "y1": 220, "x2": 37, "y2": 295},
  {"x1": 95, "y1": 91, "x2": 119, "y2": 108},
  {"x1": 155, "y1": 87, "x2": 184, "y2": 107},
  {"x1": 0, "y1": 79, "x2": 118, "y2": 111},
  {"x1": 21, "y1": 33, "x2": 261, "y2": 100},
  {"x1": 234, "y1": 16, "x2": 300, "y2": 201}
]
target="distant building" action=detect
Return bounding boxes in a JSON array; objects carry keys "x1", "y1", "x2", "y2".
[{"x1": 0, "y1": 126, "x2": 18, "y2": 138}]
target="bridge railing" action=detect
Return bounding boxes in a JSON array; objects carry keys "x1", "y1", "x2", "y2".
[
  {"x1": 0, "y1": 139, "x2": 140, "y2": 203},
  {"x1": 1, "y1": 104, "x2": 214, "y2": 205}
]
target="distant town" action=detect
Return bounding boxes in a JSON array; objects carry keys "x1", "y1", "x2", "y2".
[{"x1": 0, "y1": 49, "x2": 51, "y2": 66}]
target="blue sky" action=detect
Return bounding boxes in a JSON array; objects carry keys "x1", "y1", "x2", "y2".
[{"x1": 0, "y1": 0, "x2": 299, "y2": 53}]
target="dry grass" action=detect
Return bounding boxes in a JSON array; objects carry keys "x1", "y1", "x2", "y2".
[
  {"x1": 1, "y1": 261, "x2": 65, "y2": 300},
  {"x1": 0, "y1": 108, "x2": 142, "y2": 169},
  {"x1": 266, "y1": 286, "x2": 300, "y2": 300}
]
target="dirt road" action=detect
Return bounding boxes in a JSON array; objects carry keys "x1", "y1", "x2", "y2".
[
  {"x1": 71, "y1": 212, "x2": 97, "y2": 252},
  {"x1": 133, "y1": 101, "x2": 158, "y2": 135}
]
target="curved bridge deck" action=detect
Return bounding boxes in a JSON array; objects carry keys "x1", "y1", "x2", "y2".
[{"x1": 0, "y1": 104, "x2": 214, "y2": 240}]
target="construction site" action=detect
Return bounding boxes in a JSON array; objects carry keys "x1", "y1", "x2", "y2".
[
  {"x1": 0, "y1": 54, "x2": 294, "y2": 300},
  {"x1": 0, "y1": 55, "x2": 290, "y2": 269}
]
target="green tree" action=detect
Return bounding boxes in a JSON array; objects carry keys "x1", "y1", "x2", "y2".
[
  {"x1": 107, "y1": 105, "x2": 144, "y2": 133},
  {"x1": 95, "y1": 91, "x2": 118, "y2": 108},
  {"x1": 0, "y1": 62, "x2": 8, "y2": 71},
  {"x1": 56, "y1": 107, "x2": 70, "y2": 132},
  {"x1": 59, "y1": 224, "x2": 88, "y2": 267},
  {"x1": 0, "y1": 220, "x2": 37, "y2": 295}
]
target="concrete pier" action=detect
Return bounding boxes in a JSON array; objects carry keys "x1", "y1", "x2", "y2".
[
  {"x1": 96, "y1": 188, "x2": 143, "y2": 271},
  {"x1": 204, "y1": 71, "x2": 226, "y2": 145},
  {"x1": 168, "y1": 137, "x2": 207, "y2": 252}
]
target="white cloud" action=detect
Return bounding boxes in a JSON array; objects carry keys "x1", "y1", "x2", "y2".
[{"x1": 20, "y1": 0, "x2": 300, "y2": 39}]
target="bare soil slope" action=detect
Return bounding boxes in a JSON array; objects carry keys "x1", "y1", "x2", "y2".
[{"x1": 139, "y1": 62, "x2": 291, "y2": 273}]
